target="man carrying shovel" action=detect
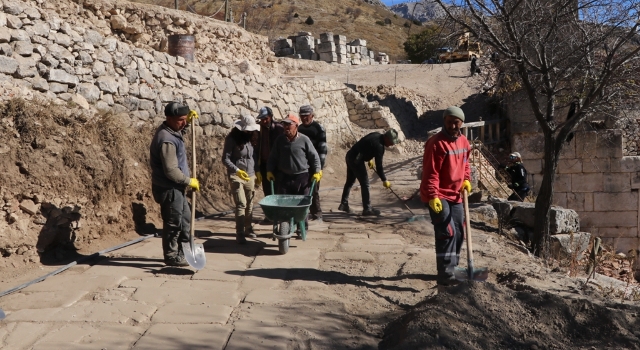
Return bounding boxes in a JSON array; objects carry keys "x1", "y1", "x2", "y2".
[
  {"x1": 420, "y1": 106, "x2": 471, "y2": 286},
  {"x1": 149, "y1": 102, "x2": 200, "y2": 266}
]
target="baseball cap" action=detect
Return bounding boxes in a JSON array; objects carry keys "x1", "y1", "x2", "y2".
[
  {"x1": 384, "y1": 128, "x2": 400, "y2": 145},
  {"x1": 257, "y1": 106, "x2": 273, "y2": 119},
  {"x1": 234, "y1": 115, "x2": 260, "y2": 132},
  {"x1": 164, "y1": 102, "x2": 190, "y2": 118},
  {"x1": 282, "y1": 113, "x2": 300, "y2": 125},
  {"x1": 299, "y1": 105, "x2": 313, "y2": 116},
  {"x1": 443, "y1": 106, "x2": 465, "y2": 122}
]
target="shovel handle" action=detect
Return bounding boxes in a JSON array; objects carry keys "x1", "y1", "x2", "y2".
[
  {"x1": 190, "y1": 117, "x2": 197, "y2": 243},
  {"x1": 463, "y1": 189, "x2": 475, "y2": 278}
]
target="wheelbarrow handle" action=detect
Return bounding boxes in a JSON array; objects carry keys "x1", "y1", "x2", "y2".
[{"x1": 270, "y1": 179, "x2": 274, "y2": 195}]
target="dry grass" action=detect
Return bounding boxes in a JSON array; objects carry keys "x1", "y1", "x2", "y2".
[{"x1": 131, "y1": 0, "x2": 411, "y2": 61}]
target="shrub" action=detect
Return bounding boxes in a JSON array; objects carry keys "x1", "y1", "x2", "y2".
[
  {"x1": 376, "y1": 20, "x2": 386, "y2": 26},
  {"x1": 305, "y1": 16, "x2": 314, "y2": 25}
]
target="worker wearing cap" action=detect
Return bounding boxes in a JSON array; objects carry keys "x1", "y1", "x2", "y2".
[
  {"x1": 267, "y1": 114, "x2": 322, "y2": 230},
  {"x1": 223, "y1": 115, "x2": 260, "y2": 244},
  {"x1": 149, "y1": 102, "x2": 200, "y2": 267},
  {"x1": 256, "y1": 107, "x2": 284, "y2": 197},
  {"x1": 297, "y1": 105, "x2": 328, "y2": 222},
  {"x1": 504, "y1": 152, "x2": 530, "y2": 202},
  {"x1": 420, "y1": 106, "x2": 471, "y2": 286},
  {"x1": 338, "y1": 129, "x2": 399, "y2": 216}
]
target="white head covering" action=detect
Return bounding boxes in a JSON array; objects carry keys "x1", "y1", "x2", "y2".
[
  {"x1": 509, "y1": 152, "x2": 521, "y2": 159},
  {"x1": 234, "y1": 115, "x2": 260, "y2": 132}
]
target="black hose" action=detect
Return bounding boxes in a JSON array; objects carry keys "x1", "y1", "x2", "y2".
[{"x1": 0, "y1": 234, "x2": 154, "y2": 298}]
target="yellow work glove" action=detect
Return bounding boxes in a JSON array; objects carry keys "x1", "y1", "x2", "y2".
[
  {"x1": 429, "y1": 198, "x2": 442, "y2": 213},
  {"x1": 266, "y1": 171, "x2": 275, "y2": 182},
  {"x1": 255, "y1": 172, "x2": 262, "y2": 186},
  {"x1": 236, "y1": 169, "x2": 250, "y2": 181},
  {"x1": 312, "y1": 171, "x2": 323, "y2": 182},
  {"x1": 188, "y1": 178, "x2": 200, "y2": 191},
  {"x1": 187, "y1": 110, "x2": 199, "y2": 124},
  {"x1": 368, "y1": 160, "x2": 375, "y2": 170},
  {"x1": 460, "y1": 179, "x2": 472, "y2": 194},
  {"x1": 383, "y1": 181, "x2": 391, "y2": 188}
]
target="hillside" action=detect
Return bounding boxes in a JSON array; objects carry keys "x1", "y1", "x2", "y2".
[{"x1": 131, "y1": 0, "x2": 413, "y2": 60}]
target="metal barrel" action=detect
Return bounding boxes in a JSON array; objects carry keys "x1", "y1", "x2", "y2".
[{"x1": 167, "y1": 34, "x2": 195, "y2": 62}]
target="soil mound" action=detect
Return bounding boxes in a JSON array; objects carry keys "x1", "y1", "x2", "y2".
[{"x1": 380, "y1": 282, "x2": 640, "y2": 350}]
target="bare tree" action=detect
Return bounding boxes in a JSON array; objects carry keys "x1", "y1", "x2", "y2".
[{"x1": 433, "y1": 0, "x2": 640, "y2": 255}]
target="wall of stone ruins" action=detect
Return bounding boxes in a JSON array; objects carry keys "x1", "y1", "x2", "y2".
[
  {"x1": 509, "y1": 100, "x2": 640, "y2": 268},
  {"x1": 273, "y1": 32, "x2": 390, "y2": 65},
  {"x1": 0, "y1": 0, "x2": 393, "y2": 151}
]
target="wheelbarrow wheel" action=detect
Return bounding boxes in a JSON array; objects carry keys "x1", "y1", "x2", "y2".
[{"x1": 278, "y1": 221, "x2": 290, "y2": 254}]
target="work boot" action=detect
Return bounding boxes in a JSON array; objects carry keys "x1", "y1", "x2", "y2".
[
  {"x1": 362, "y1": 207, "x2": 381, "y2": 216},
  {"x1": 245, "y1": 225, "x2": 257, "y2": 238},
  {"x1": 338, "y1": 203, "x2": 352, "y2": 213},
  {"x1": 165, "y1": 255, "x2": 189, "y2": 267},
  {"x1": 235, "y1": 216, "x2": 247, "y2": 244}
]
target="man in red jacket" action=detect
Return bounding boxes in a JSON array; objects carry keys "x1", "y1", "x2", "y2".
[{"x1": 420, "y1": 106, "x2": 472, "y2": 286}]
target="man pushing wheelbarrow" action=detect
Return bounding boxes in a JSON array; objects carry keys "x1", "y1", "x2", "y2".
[{"x1": 262, "y1": 113, "x2": 322, "y2": 253}]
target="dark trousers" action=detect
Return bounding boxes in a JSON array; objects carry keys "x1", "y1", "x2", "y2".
[
  {"x1": 428, "y1": 200, "x2": 464, "y2": 280},
  {"x1": 309, "y1": 178, "x2": 322, "y2": 217},
  {"x1": 152, "y1": 186, "x2": 191, "y2": 261},
  {"x1": 259, "y1": 163, "x2": 274, "y2": 196},
  {"x1": 340, "y1": 155, "x2": 371, "y2": 210},
  {"x1": 508, "y1": 187, "x2": 530, "y2": 202},
  {"x1": 276, "y1": 172, "x2": 310, "y2": 227}
]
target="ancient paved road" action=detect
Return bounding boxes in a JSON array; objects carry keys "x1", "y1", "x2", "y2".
[{"x1": 0, "y1": 162, "x2": 443, "y2": 349}]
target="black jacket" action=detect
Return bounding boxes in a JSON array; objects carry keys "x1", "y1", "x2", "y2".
[
  {"x1": 298, "y1": 121, "x2": 328, "y2": 168},
  {"x1": 506, "y1": 163, "x2": 528, "y2": 189},
  {"x1": 347, "y1": 132, "x2": 387, "y2": 181}
]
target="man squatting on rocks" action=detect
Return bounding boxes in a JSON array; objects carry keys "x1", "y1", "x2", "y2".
[
  {"x1": 256, "y1": 107, "x2": 284, "y2": 198},
  {"x1": 420, "y1": 106, "x2": 472, "y2": 286},
  {"x1": 504, "y1": 151, "x2": 530, "y2": 202},
  {"x1": 267, "y1": 114, "x2": 322, "y2": 231},
  {"x1": 149, "y1": 102, "x2": 200, "y2": 267},
  {"x1": 339, "y1": 129, "x2": 399, "y2": 216},
  {"x1": 223, "y1": 116, "x2": 261, "y2": 244},
  {"x1": 297, "y1": 105, "x2": 328, "y2": 222}
]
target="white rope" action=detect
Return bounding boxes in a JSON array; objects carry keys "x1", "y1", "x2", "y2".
[{"x1": 209, "y1": 1, "x2": 225, "y2": 17}]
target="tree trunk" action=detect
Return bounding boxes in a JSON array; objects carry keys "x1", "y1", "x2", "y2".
[{"x1": 532, "y1": 131, "x2": 559, "y2": 256}]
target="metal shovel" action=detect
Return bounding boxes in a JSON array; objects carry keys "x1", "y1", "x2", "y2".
[
  {"x1": 0, "y1": 308, "x2": 5, "y2": 320},
  {"x1": 182, "y1": 113, "x2": 206, "y2": 270},
  {"x1": 454, "y1": 189, "x2": 489, "y2": 282}
]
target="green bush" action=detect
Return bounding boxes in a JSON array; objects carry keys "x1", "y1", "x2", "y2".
[
  {"x1": 403, "y1": 25, "x2": 444, "y2": 63},
  {"x1": 376, "y1": 20, "x2": 386, "y2": 26}
]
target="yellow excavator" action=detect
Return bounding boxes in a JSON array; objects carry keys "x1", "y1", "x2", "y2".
[{"x1": 438, "y1": 33, "x2": 482, "y2": 63}]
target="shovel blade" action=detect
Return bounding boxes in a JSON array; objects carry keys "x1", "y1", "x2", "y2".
[
  {"x1": 0, "y1": 309, "x2": 5, "y2": 320},
  {"x1": 454, "y1": 266, "x2": 489, "y2": 282},
  {"x1": 182, "y1": 242, "x2": 206, "y2": 270}
]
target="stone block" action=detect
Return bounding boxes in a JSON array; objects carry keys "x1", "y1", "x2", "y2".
[
  {"x1": 319, "y1": 52, "x2": 337, "y2": 62},
  {"x1": 469, "y1": 204, "x2": 499, "y2": 226},
  {"x1": 510, "y1": 202, "x2": 536, "y2": 228},
  {"x1": 602, "y1": 173, "x2": 631, "y2": 192},
  {"x1": 559, "y1": 137, "x2": 576, "y2": 159},
  {"x1": 77, "y1": 83, "x2": 100, "y2": 103},
  {"x1": 320, "y1": 32, "x2": 334, "y2": 42},
  {"x1": 133, "y1": 324, "x2": 232, "y2": 350},
  {"x1": 553, "y1": 192, "x2": 567, "y2": 208},
  {"x1": 48, "y1": 69, "x2": 78, "y2": 86},
  {"x1": 549, "y1": 207, "x2": 580, "y2": 234},
  {"x1": 598, "y1": 227, "x2": 638, "y2": 238},
  {"x1": 295, "y1": 36, "x2": 314, "y2": 51},
  {"x1": 316, "y1": 42, "x2": 335, "y2": 53},
  {"x1": 273, "y1": 38, "x2": 292, "y2": 50},
  {"x1": 511, "y1": 133, "x2": 545, "y2": 159},
  {"x1": 275, "y1": 47, "x2": 294, "y2": 57},
  {"x1": 571, "y1": 173, "x2": 602, "y2": 192},
  {"x1": 48, "y1": 82, "x2": 68, "y2": 93},
  {"x1": 611, "y1": 156, "x2": 640, "y2": 173},
  {"x1": 298, "y1": 49, "x2": 313, "y2": 60},
  {"x1": 350, "y1": 39, "x2": 367, "y2": 46},
  {"x1": 593, "y1": 192, "x2": 636, "y2": 211},
  {"x1": 550, "y1": 232, "x2": 591, "y2": 260},
  {"x1": 336, "y1": 44, "x2": 347, "y2": 54},
  {"x1": 566, "y1": 192, "x2": 593, "y2": 212},
  {"x1": 491, "y1": 201, "x2": 513, "y2": 221},
  {"x1": 582, "y1": 158, "x2": 610, "y2": 173},
  {"x1": 96, "y1": 76, "x2": 119, "y2": 94},
  {"x1": 596, "y1": 130, "x2": 623, "y2": 158},
  {"x1": 555, "y1": 174, "x2": 572, "y2": 192},
  {"x1": 579, "y1": 210, "x2": 638, "y2": 228},
  {"x1": 557, "y1": 159, "x2": 582, "y2": 174}
]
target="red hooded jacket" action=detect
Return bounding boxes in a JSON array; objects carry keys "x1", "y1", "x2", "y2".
[{"x1": 420, "y1": 130, "x2": 471, "y2": 204}]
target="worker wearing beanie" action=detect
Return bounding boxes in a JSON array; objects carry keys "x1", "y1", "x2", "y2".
[{"x1": 420, "y1": 106, "x2": 472, "y2": 286}]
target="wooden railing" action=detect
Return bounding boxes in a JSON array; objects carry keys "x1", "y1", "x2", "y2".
[{"x1": 428, "y1": 119, "x2": 509, "y2": 145}]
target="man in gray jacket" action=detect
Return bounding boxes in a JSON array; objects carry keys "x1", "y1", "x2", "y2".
[
  {"x1": 267, "y1": 114, "x2": 322, "y2": 229},
  {"x1": 149, "y1": 102, "x2": 200, "y2": 266}
]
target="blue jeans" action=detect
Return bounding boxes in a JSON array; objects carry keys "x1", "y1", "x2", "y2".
[{"x1": 428, "y1": 200, "x2": 464, "y2": 280}]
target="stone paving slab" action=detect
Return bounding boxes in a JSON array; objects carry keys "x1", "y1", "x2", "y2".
[
  {"x1": 344, "y1": 238, "x2": 406, "y2": 245},
  {"x1": 91, "y1": 287, "x2": 137, "y2": 301},
  {"x1": 239, "y1": 268, "x2": 286, "y2": 293},
  {"x1": 0, "y1": 290, "x2": 88, "y2": 311},
  {"x1": 50, "y1": 301, "x2": 157, "y2": 323},
  {"x1": 3, "y1": 308, "x2": 61, "y2": 322},
  {"x1": 133, "y1": 285, "x2": 240, "y2": 307},
  {"x1": 0, "y1": 322, "x2": 52, "y2": 349},
  {"x1": 192, "y1": 269, "x2": 243, "y2": 282},
  {"x1": 151, "y1": 303, "x2": 233, "y2": 324},
  {"x1": 117, "y1": 240, "x2": 163, "y2": 259},
  {"x1": 324, "y1": 252, "x2": 376, "y2": 261},
  {"x1": 22, "y1": 274, "x2": 126, "y2": 293},
  {"x1": 256, "y1": 248, "x2": 320, "y2": 261},
  {"x1": 198, "y1": 258, "x2": 249, "y2": 271},
  {"x1": 120, "y1": 278, "x2": 166, "y2": 288},
  {"x1": 225, "y1": 326, "x2": 294, "y2": 350},
  {"x1": 84, "y1": 258, "x2": 164, "y2": 278},
  {"x1": 289, "y1": 238, "x2": 338, "y2": 250},
  {"x1": 250, "y1": 258, "x2": 319, "y2": 270},
  {"x1": 133, "y1": 324, "x2": 232, "y2": 350},
  {"x1": 339, "y1": 243, "x2": 405, "y2": 253},
  {"x1": 369, "y1": 232, "x2": 403, "y2": 239},
  {"x1": 34, "y1": 323, "x2": 96, "y2": 343},
  {"x1": 342, "y1": 232, "x2": 369, "y2": 239}
]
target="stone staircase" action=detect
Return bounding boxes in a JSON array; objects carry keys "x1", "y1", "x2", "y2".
[{"x1": 469, "y1": 141, "x2": 513, "y2": 199}]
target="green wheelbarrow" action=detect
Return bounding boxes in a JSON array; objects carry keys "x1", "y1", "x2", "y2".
[{"x1": 258, "y1": 180, "x2": 316, "y2": 254}]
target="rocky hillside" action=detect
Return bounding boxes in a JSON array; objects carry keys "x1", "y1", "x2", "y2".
[
  {"x1": 389, "y1": 0, "x2": 446, "y2": 22},
  {"x1": 131, "y1": 0, "x2": 412, "y2": 60},
  {"x1": 0, "y1": 0, "x2": 408, "y2": 268}
]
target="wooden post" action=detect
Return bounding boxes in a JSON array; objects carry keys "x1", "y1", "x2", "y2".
[
  {"x1": 175, "y1": 0, "x2": 178, "y2": 9},
  {"x1": 496, "y1": 122, "x2": 501, "y2": 141},
  {"x1": 488, "y1": 123, "x2": 493, "y2": 143},
  {"x1": 480, "y1": 125, "x2": 485, "y2": 143}
]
